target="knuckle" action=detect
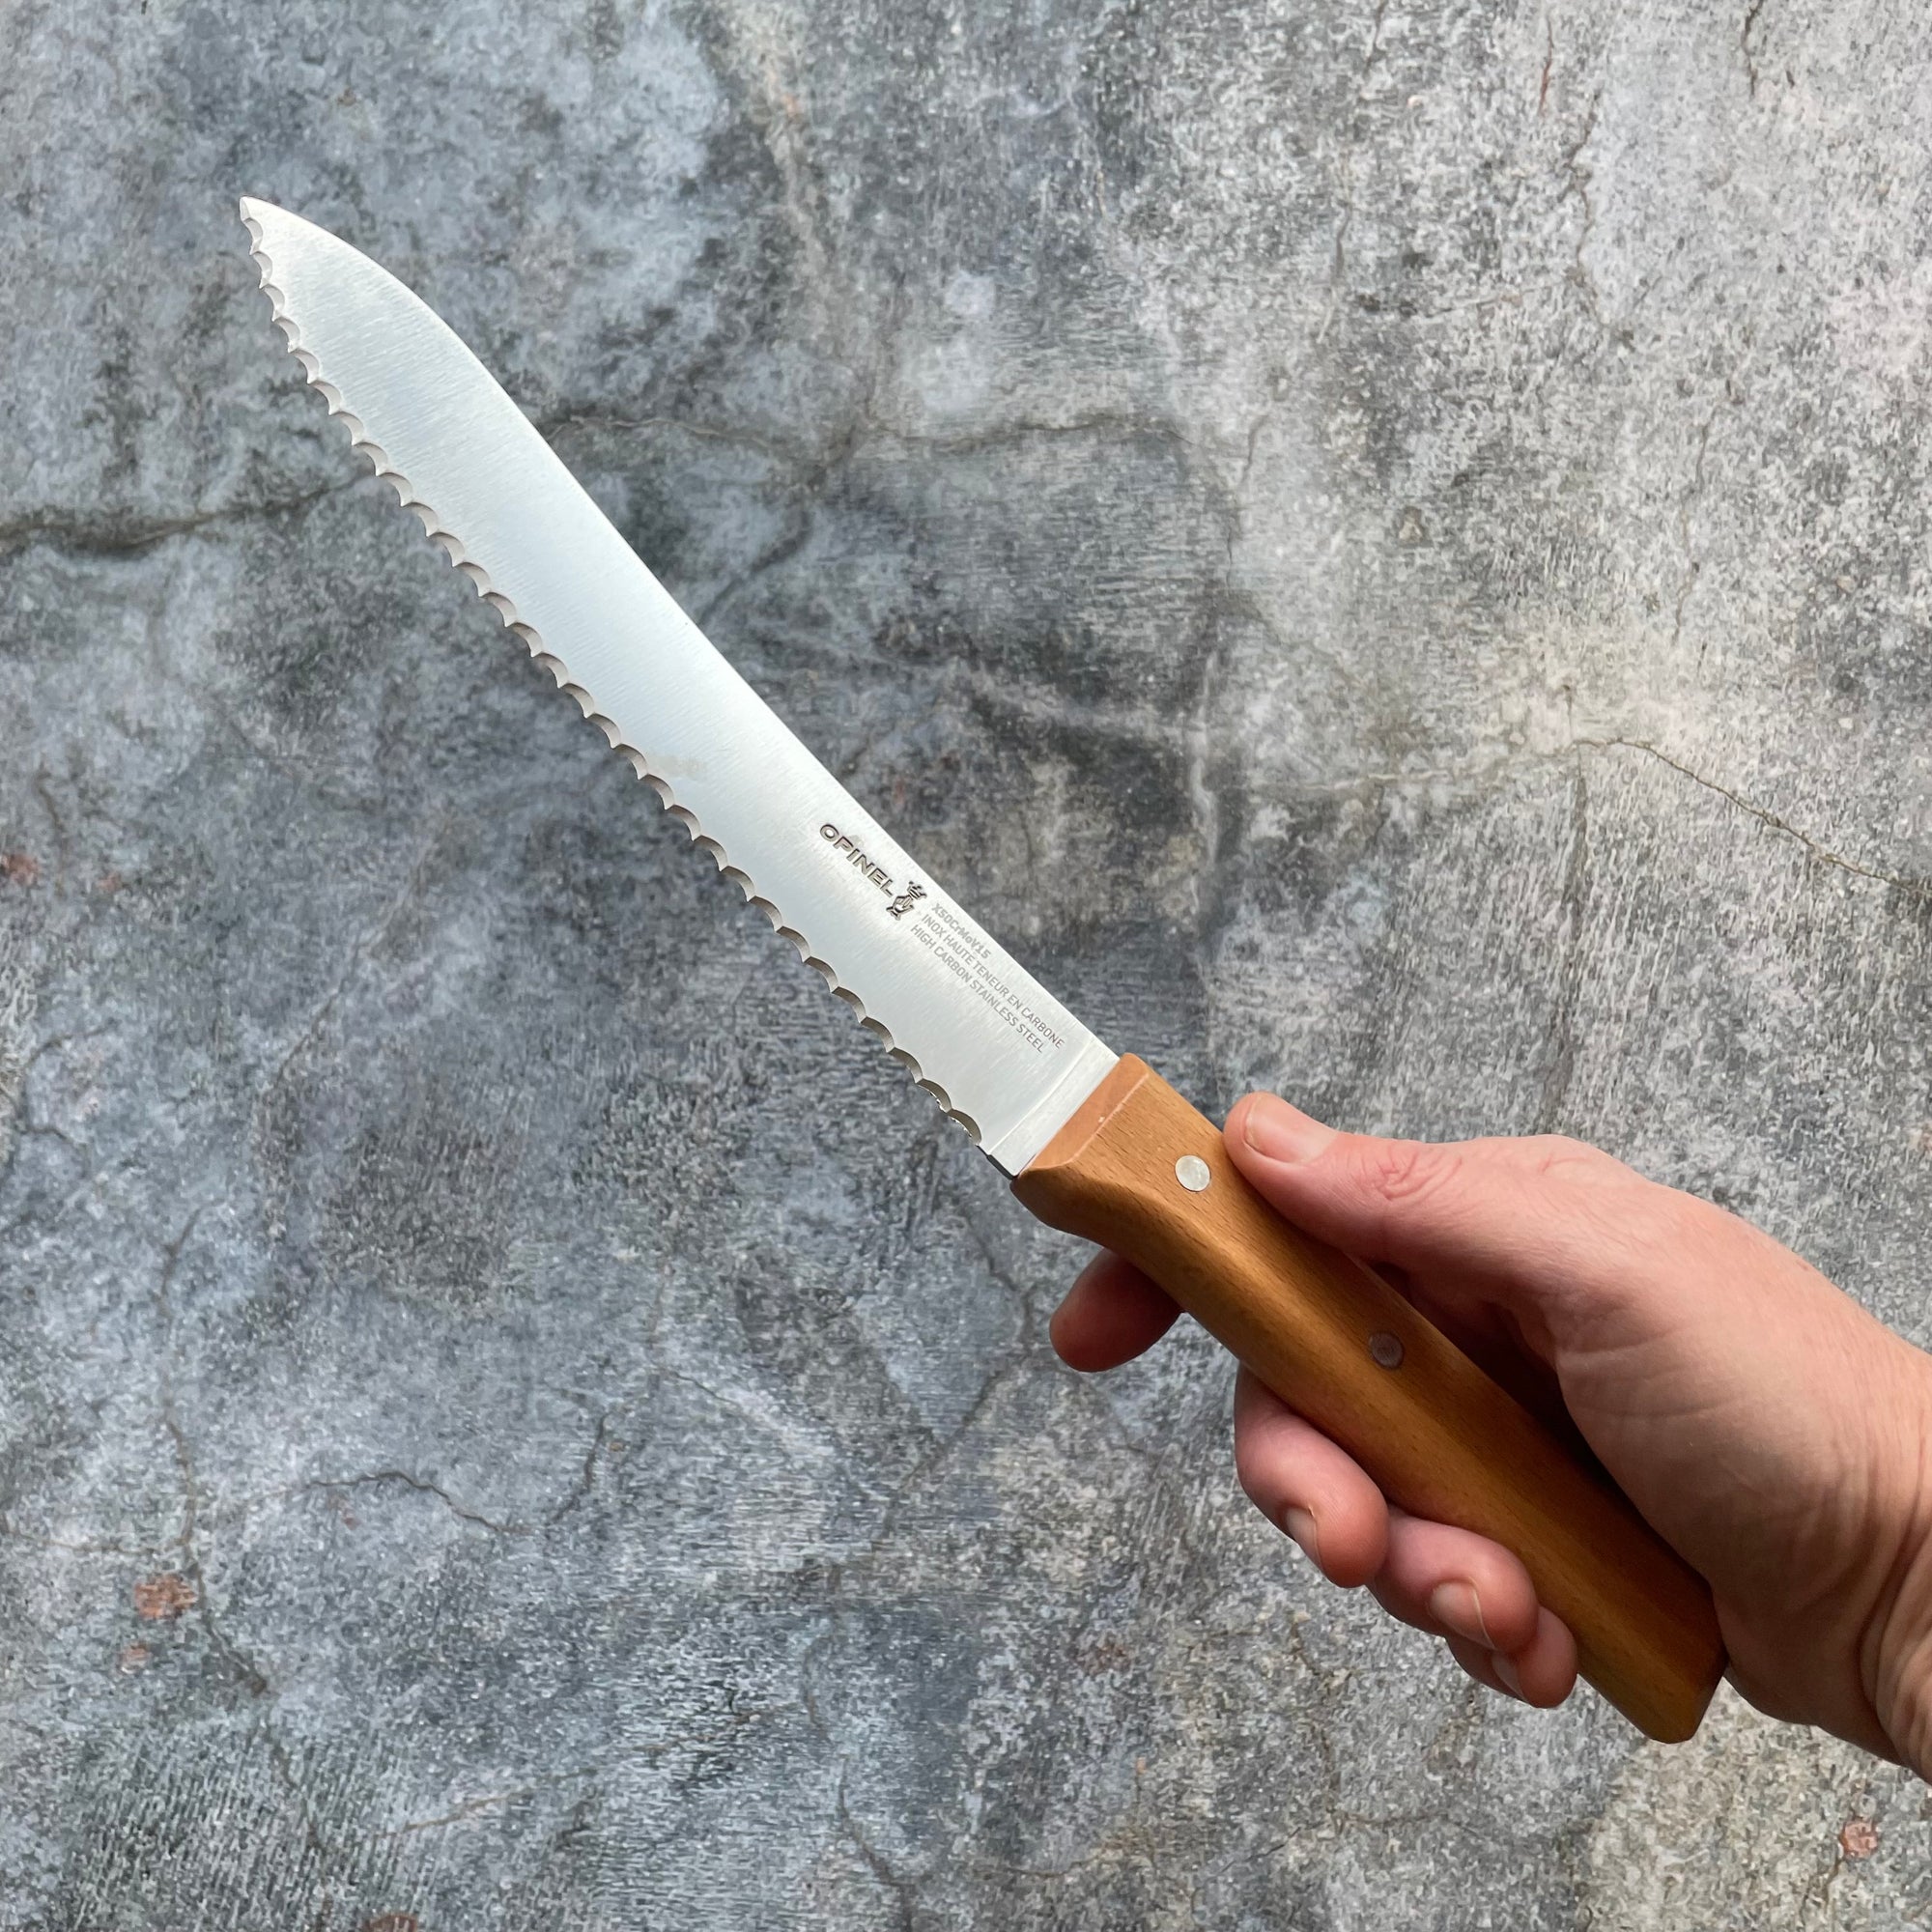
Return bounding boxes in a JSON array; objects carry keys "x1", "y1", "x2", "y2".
[
  {"x1": 1633, "y1": 1180, "x2": 1735, "y2": 1266},
  {"x1": 1518, "y1": 1133, "x2": 1618, "y2": 1183},
  {"x1": 1354, "y1": 1136, "x2": 1456, "y2": 1208}
]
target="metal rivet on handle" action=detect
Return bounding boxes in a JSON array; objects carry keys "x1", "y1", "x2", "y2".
[
  {"x1": 1368, "y1": 1331, "x2": 1405, "y2": 1370},
  {"x1": 1175, "y1": 1154, "x2": 1211, "y2": 1193}
]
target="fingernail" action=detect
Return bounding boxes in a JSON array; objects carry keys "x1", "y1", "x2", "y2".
[
  {"x1": 1281, "y1": 1506, "x2": 1321, "y2": 1565},
  {"x1": 1493, "y1": 1652, "x2": 1524, "y2": 1698},
  {"x1": 1240, "y1": 1094, "x2": 1335, "y2": 1165},
  {"x1": 1428, "y1": 1581, "x2": 1493, "y2": 1647}
]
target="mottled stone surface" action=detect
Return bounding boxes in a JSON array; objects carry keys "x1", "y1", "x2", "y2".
[{"x1": 3, "y1": 0, "x2": 1931, "y2": 1924}]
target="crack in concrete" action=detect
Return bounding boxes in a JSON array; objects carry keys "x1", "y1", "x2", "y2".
[
  {"x1": 146, "y1": 1215, "x2": 337, "y2": 1866},
  {"x1": 1672, "y1": 411, "x2": 1716, "y2": 657},
  {"x1": 1185, "y1": 639, "x2": 1232, "y2": 1095},
  {"x1": 189, "y1": 689, "x2": 393, "y2": 819},
  {"x1": 656, "y1": 1361, "x2": 818, "y2": 1457},
  {"x1": 963, "y1": 1806, "x2": 1158, "y2": 1887},
  {"x1": 1536, "y1": 757, "x2": 1591, "y2": 1133},
  {"x1": 694, "y1": 501, "x2": 815, "y2": 631},
  {"x1": 1273, "y1": 736, "x2": 1921, "y2": 896},
  {"x1": 867, "y1": 411, "x2": 1209, "y2": 461},
  {"x1": 1560, "y1": 98, "x2": 1605, "y2": 320},
  {"x1": 1577, "y1": 736, "x2": 1927, "y2": 895},
  {"x1": 800, "y1": 1632, "x2": 927, "y2": 1914},
  {"x1": 834, "y1": 1771, "x2": 919, "y2": 1932},
  {"x1": 1743, "y1": 0, "x2": 1768, "y2": 98},
  {"x1": 150, "y1": 1211, "x2": 276, "y2": 1696},
  {"x1": 1216, "y1": 581, "x2": 1376, "y2": 698},
  {"x1": 14, "y1": 1117, "x2": 91, "y2": 1167},
  {"x1": 545, "y1": 1407, "x2": 615, "y2": 1524},
  {"x1": 823, "y1": 1346, "x2": 1031, "y2": 1591},
  {"x1": 32, "y1": 768, "x2": 71, "y2": 894},
  {"x1": 1317, "y1": 0, "x2": 1392, "y2": 345},
  {"x1": 1234, "y1": 401, "x2": 1271, "y2": 516},
  {"x1": 540, "y1": 409, "x2": 810, "y2": 467},
  {"x1": 17, "y1": 1027, "x2": 110, "y2": 1079},
  {"x1": 151, "y1": 1216, "x2": 211, "y2": 1579},
  {"x1": 1418, "y1": 279, "x2": 1565, "y2": 321},
  {"x1": 0, "y1": 479, "x2": 354, "y2": 560},
  {"x1": 1286, "y1": 1606, "x2": 1348, "y2": 1831},
  {"x1": 16, "y1": 390, "x2": 1236, "y2": 654},
  {"x1": 364, "y1": 1761, "x2": 604, "y2": 1842},
  {"x1": 0, "y1": 930, "x2": 41, "y2": 1184},
  {"x1": 553, "y1": 399, "x2": 1227, "y2": 482},
  {"x1": 1218, "y1": 390, "x2": 1282, "y2": 583},
  {"x1": 260, "y1": 1721, "x2": 335, "y2": 1867},
  {"x1": 224, "y1": 1468, "x2": 532, "y2": 1539},
  {"x1": 1274, "y1": 754, "x2": 1521, "y2": 800},
  {"x1": 725, "y1": 0, "x2": 840, "y2": 339},
  {"x1": 778, "y1": 1191, "x2": 1042, "y2": 1616},
  {"x1": 1185, "y1": 641, "x2": 1223, "y2": 911},
  {"x1": 251, "y1": 820, "x2": 449, "y2": 1235}
]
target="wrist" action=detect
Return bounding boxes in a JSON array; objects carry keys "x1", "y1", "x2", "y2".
[
  {"x1": 1866, "y1": 1343, "x2": 1932, "y2": 1777},
  {"x1": 1885, "y1": 1599, "x2": 1932, "y2": 1776},
  {"x1": 1876, "y1": 1541, "x2": 1932, "y2": 1777}
]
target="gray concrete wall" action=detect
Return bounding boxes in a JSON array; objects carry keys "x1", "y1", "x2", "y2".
[{"x1": 2, "y1": 0, "x2": 1928, "y2": 1923}]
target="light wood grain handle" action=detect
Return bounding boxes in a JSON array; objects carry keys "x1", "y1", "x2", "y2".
[{"x1": 1012, "y1": 1055, "x2": 1725, "y2": 1743}]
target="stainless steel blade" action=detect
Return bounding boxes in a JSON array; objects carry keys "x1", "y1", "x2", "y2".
[{"x1": 240, "y1": 199, "x2": 1116, "y2": 1174}]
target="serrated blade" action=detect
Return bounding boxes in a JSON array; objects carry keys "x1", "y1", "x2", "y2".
[{"x1": 240, "y1": 199, "x2": 1116, "y2": 1174}]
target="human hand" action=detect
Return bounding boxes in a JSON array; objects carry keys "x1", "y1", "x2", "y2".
[{"x1": 1050, "y1": 1093, "x2": 1932, "y2": 1771}]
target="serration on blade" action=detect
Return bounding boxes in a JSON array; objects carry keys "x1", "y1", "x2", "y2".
[{"x1": 239, "y1": 199, "x2": 1116, "y2": 1175}]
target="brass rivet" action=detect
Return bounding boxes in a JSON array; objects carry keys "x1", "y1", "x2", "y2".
[
  {"x1": 1175, "y1": 1154, "x2": 1211, "y2": 1193},
  {"x1": 1369, "y1": 1331, "x2": 1404, "y2": 1370}
]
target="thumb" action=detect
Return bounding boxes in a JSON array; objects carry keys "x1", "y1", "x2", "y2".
[{"x1": 1222, "y1": 1091, "x2": 1662, "y2": 1323}]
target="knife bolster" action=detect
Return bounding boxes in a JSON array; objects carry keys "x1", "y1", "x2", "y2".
[{"x1": 1011, "y1": 1054, "x2": 1725, "y2": 1744}]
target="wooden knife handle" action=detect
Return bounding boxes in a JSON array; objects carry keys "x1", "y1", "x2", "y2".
[{"x1": 1011, "y1": 1055, "x2": 1725, "y2": 1743}]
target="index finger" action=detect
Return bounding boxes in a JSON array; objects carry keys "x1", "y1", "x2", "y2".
[{"x1": 1049, "y1": 1251, "x2": 1181, "y2": 1371}]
